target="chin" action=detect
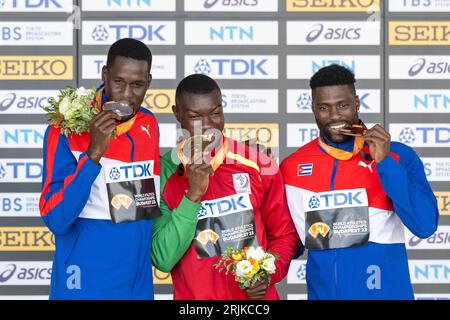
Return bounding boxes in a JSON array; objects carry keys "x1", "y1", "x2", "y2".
[{"x1": 326, "y1": 134, "x2": 350, "y2": 144}]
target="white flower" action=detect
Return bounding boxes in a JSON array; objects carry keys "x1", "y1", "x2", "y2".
[
  {"x1": 236, "y1": 260, "x2": 252, "y2": 277},
  {"x1": 246, "y1": 246, "x2": 265, "y2": 262},
  {"x1": 75, "y1": 86, "x2": 91, "y2": 97},
  {"x1": 261, "y1": 256, "x2": 276, "y2": 274},
  {"x1": 58, "y1": 96, "x2": 71, "y2": 117}
]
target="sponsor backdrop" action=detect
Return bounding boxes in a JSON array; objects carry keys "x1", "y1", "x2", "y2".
[{"x1": 0, "y1": 0, "x2": 449, "y2": 300}]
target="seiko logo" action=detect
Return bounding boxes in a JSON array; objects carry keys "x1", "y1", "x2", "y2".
[
  {"x1": 392, "y1": 23, "x2": 450, "y2": 42},
  {"x1": 289, "y1": 0, "x2": 377, "y2": 9},
  {"x1": 0, "y1": 56, "x2": 72, "y2": 80}
]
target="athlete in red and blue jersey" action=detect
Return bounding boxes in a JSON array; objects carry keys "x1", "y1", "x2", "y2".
[
  {"x1": 281, "y1": 64, "x2": 439, "y2": 300},
  {"x1": 40, "y1": 39, "x2": 160, "y2": 299}
]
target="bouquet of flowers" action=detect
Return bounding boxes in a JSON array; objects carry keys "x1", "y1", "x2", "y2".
[
  {"x1": 44, "y1": 86, "x2": 98, "y2": 136},
  {"x1": 214, "y1": 246, "x2": 279, "y2": 289}
]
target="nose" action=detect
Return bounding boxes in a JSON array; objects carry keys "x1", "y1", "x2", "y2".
[
  {"x1": 122, "y1": 84, "x2": 133, "y2": 101},
  {"x1": 329, "y1": 105, "x2": 341, "y2": 122}
]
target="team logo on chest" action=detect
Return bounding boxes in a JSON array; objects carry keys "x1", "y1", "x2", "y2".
[
  {"x1": 232, "y1": 173, "x2": 251, "y2": 194},
  {"x1": 358, "y1": 160, "x2": 374, "y2": 174}
]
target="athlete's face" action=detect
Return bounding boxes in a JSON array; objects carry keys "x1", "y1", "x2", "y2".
[
  {"x1": 312, "y1": 85, "x2": 360, "y2": 144},
  {"x1": 102, "y1": 56, "x2": 151, "y2": 119},
  {"x1": 173, "y1": 89, "x2": 224, "y2": 147}
]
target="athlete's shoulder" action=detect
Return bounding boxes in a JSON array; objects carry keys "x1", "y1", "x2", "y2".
[
  {"x1": 389, "y1": 141, "x2": 418, "y2": 164},
  {"x1": 281, "y1": 138, "x2": 319, "y2": 171}
]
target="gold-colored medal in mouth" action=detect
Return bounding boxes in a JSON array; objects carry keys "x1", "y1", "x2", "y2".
[
  {"x1": 335, "y1": 124, "x2": 367, "y2": 137},
  {"x1": 181, "y1": 134, "x2": 215, "y2": 164}
]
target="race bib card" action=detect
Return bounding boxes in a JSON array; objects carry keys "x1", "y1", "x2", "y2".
[
  {"x1": 303, "y1": 188, "x2": 370, "y2": 250},
  {"x1": 104, "y1": 160, "x2": 161, "y2": 224},
  {"x1": 194, "y1": 193, "x2": 258, "y2": 258}
]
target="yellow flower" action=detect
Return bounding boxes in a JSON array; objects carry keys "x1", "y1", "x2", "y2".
[
  {"x1": 247, "y1": 261, "x2": 261, "y2": 278},
  {"x1": 232, "y1": 253, "x2": 243, "y2": 261}
]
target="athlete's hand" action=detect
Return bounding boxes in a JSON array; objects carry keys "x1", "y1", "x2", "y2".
[
  {"x1": 185, "y1": 154, "x2": 214, "y2": 203},
  {"x1": 363, "y1": 124, "x2": 391, "y2": 163},
  {"x1": 87, "y1": 110, "x2": 120, "y2": 164},
  {"x1": 246, "y1": 278, "x2": 269, "y2": 300}
]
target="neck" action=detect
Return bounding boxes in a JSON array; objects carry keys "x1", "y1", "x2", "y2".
[{"x1": 321, "y1": 134, "x2": 355, "y2": 152}]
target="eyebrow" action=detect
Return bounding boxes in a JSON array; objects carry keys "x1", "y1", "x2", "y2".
[{"x1": 185, "y1": 104, "x2": 222, "y2": 114}]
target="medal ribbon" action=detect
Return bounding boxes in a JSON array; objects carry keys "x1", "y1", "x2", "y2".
[{"x1": 318, "y1": 136, "x2": 364, "y2": 161}]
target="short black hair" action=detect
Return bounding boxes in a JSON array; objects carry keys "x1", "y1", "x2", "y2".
[
  {"x1": 310, "y1": 64, "x2": 356, "y2": 95},
  {"x1": 106, "y1": 38, "x2": 152, "y2": 71},
  {"x1": 175, "y1": 74, "x2": 221, "y2": 103}
]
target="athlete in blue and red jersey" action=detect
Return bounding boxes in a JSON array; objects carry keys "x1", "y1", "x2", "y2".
[
  {"x1": 40, "y1": 39, "x2": 160, "y2": 299},
  {"x1": 281, "y1": 64, "x2": 439, "y2": 300}
]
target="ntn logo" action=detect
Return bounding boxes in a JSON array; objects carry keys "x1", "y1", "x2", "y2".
[
  {"x1": 210, "y1": 26, "x2": 253, "y2": 40},
  {"x1": 2, "y1": 128, "x2": 44, "y2": 144},
  {"x1": 312, "y1": 60, "x2": 355, "y2": 73},
  {"x1": 414, "y1": 94, "x2": 450, "y2": 109}
]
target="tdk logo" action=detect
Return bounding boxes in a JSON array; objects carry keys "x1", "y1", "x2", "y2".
[
  {"x1": 201, "y1": 196, "x2": 247, "y2": 216},
  {"x1": 296, "y1": 263, "x2": 306, "y2": 281},
  {"x1": 1, "y1": 0, "x2": 63, "y2": 9},
  {"x1": 108, "y1": 162, "x2": 152, "y2": 182},
  {"x1": 198, "y1": 194, "x2": 253, "y2": 220},
  {"x1": 296, "y1": 93, "x2": 312, "y2": 110},
  {"x1": 359, "y1": 92, "x2": 372, "y2": 110},
  {"x1": 312, "y1": 60, "x2": 355, "y2": 74},
  {"x1": 396, "y1": 126, "x2": 450, "y2": 146},
  {"x1": 305, "y1": 189, "x2": 368, "y2": 211},
  {"x1": 306, "y1": 24, "x2": 361, "y2": 42},
  {"x1": 194, "y1": 58, "x2": 268, "y2": 76},
  {"x1": 0, "y1": 164, "x2": 6, "y2": 179},
  {"x1": 398, "y1": 127, "x2": 416, "y2": 144},
  {"x1": 0, "y1": 160, "x2": 43, "y2": 182},
  {"x1": 195, "y1": 59, "x2": 212, "y2": 75},
  {"x1": 90, "y1": 24, "x2": 167, "y2": 42},
  {"x1": 210, "y1": 25, "x2": 253, "y2": 41},
  {"x1": 409, "y1": 58, "x2": 450, "y2": 77},
  {"x1": 308, "y1": 196, "x2": 320, "y2": 209},
  {"x1": 91, "y1": 25, "x2": 109, "y2": 41},
  {"x1": 297, "y1": 127, "x2": 320, "y2": 143}
]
